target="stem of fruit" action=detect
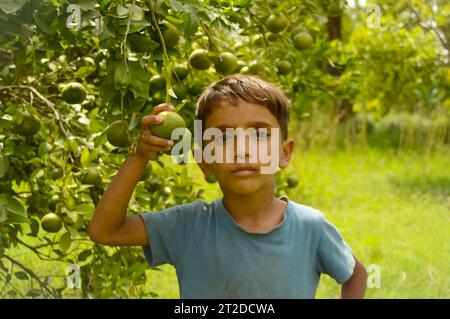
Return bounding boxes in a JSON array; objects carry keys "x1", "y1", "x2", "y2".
[
  {"x1": 200, "y1": 23, "x2": 220, "y2": 52},
  {"x1": 148, "y1": 0, "x2": 172, "y2": 104},
  {"x1": 120, "y1": 0, "x2": 137, "y2": 71}
]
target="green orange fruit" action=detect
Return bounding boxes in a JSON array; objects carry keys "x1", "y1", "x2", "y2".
[
  {"x1": 290, "y1": 26, "x2": 308, "y2": 40},
  {"x1": 276, "y1": 60, "x2": 293, "y2": 75},
  {"x1": 267, "y1": 14, "x2": 288, "y2": 33},
  {"x1": 214, "y1": 52, "x2": 238, "y2": 75},
  {"x1": 14, "y1": 113, "x2": 40, "y2": 136},
  {"x1": 189, "y1": 49, "x2": 211, "y2": 70},
  {"x1": 82, "y1": 169, "x2": 102, "y2": 186},
  {"x1": 205, "y1": 175, "x2": 217, "y2": 184},
  {"x1": 149, "y1": 75, "x2": 166, "y2": 91},
  {"x1": 41, "y1": 213, "x2": 62, "y2": 233},
  {"x1": 172, "y1": 64, "x2": 189, "y2": 81},
  {"x1": 172, "y1": 83, "x2": 187, "y2": 100},
  {"x1": 163, "y1": 24, "x2": 180, "y2": 47},
  {"x1": 287, "y1": 176, "x2": 299, "y2": 188},
  {"x1": 106, "y1": 120, "x2": 132, "y2": 148},
  {"x1": 293, "y1": 32, "x2": 313, "y2": 50},
  {"x1": 61, "y1": 82, "x2": 87, "y2": 104},
  {"x1": 151, "y1": 111, "x2": 186, "y2": 140}
]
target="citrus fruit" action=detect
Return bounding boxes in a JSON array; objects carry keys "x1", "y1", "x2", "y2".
[
  {"x1": 276, "y1": 60, "x2": 293, "y2": 75},
  {"x1": 149, "y1": 75, "x2": 166, "y2": 91},
  {"x1": 172, "y1": 64, "x2": 189, "y2": 81},
  {"x1": 106, "y1": 120, "x2": 132, "y2": 148},
  {"x1": 188, "y1": 83, "x2": 206, "y2": 96},
  {"x1": 14, "y1": 113, "x2": 40, "y2": 136},
  {"x1": 151, "y1": 111, "x2": 186, "y2": 140},
  {"x1": 82, "y1": 169, "x2": 102, "y2": 186},
  {"x1": 214, "y1": 52, "x2": 238, "y2": 75},
  {"x1": 163, "y1": 24, "x2": 180, "y2": 47},
  {"x1": 267, "y1": 14, "x2": 288, "y2": 33},
  {"x1": 172, "y1": 83, "x2": 187, "y2": 100},
  {"x1": 287, "y1": 176, "x2": 299, "y2": 188},
  {"x1": 290, "y1": 26, "x2": 308, "y2": 40},
  {"x1": 266, "y1": 32, "x2": 278, "y2": 42},
  {"x1": 205, "y1": 175, "x2": 217, "y2": 184},
  {"x1": 41, "y1": 213, "x2": 62, "y2": 233},
  {"x1": 61, "y1": 82, "x2": 87, "y2": 104},
  {"x1": 293, "y1": 32, "x2": 313, "y2": 50},
  {"x1": 189, "y1": 49, "x2": 211, "y2": 70}
]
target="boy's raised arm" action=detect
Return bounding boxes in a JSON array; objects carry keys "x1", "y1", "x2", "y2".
[{"x1": 88, "y1": 104, "x2": 175, "y2": 246}]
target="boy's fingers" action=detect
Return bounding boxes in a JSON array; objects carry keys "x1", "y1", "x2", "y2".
[
  {"x1": 139, "y1": 143, "x2": 172, "y2": 154},
  {"x1": 151, "y1": 103, "x2": 175, "y2": 115},
  {"x1": 142, "y1": 134, "x2": 174, "y2": 147},
  {"x1": 140, "y1": 115, "x2": 163, "y2": 132}
]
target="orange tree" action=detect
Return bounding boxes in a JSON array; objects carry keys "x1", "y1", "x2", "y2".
[{"x1": 0, "y1": 0, "x2": 447, "y2": 298}]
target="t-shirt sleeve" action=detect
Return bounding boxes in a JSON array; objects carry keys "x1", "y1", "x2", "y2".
[
  {"x1": 139, "y1": 202, "x2": 198, "y2": 267},
  {"x1": 316, "y1": 217, "x2": 356, "y2": 284}
]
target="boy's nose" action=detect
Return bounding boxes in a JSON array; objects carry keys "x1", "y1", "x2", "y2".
[{"x1": 233, "y1": 130, "x2": 255, "y2": 162}]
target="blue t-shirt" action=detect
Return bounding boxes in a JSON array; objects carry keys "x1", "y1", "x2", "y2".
[{"x1": 140, "y1": 197, "x2": 355, "y2": 299}]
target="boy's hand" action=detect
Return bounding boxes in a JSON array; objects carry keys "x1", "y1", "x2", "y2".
[{"x1": 134, "y1": 103, "x2": 175, "y2": 161}]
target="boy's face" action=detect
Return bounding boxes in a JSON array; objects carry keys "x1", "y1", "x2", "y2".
[{"x1": 197, "y1": 99, "x2": 294, "y2": 195}]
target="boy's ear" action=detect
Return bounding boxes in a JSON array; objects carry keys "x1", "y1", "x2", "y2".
[
  {"x1": 279, "y1": 138, "x2": 294, "y2": 169},
  {"x1": 193, "y1": 148, "x2": 213, "y2": 176}
]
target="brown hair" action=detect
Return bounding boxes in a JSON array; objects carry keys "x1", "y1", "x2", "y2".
[{"x1": 195, "y1": 74, "x2": 291, "y2": 139}]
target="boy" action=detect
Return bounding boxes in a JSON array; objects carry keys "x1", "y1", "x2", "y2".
[{"x1": 88, "y1": 74, "x2": 368, "y2": 298}]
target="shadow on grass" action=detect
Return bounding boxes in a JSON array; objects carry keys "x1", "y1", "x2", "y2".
[{"x1": 388, "y1": 175, "x2": 450, "y2": 199}]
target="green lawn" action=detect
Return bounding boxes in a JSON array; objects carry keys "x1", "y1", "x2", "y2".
[{"x1": 6, "y1": 145, "x2": 450, "y2": 298}]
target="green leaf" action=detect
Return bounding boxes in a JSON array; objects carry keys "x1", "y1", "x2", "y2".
[
  {"x1": 128, "y1": 61, "x2": 149, "y2": 99},
  {"x1": 128, "y1": 4, "x2": 144, "y2": 20},
  {"x1": 0, "y1": 155, "x2": 9, "y2": 178},
  {"x1": 80, "y1": 147, "x2": 90, "y2": 168},
  {"x1": 7, "y1": 196, "x2": 26, "y2": 216},
  {"x1": 0, "y1": 199, "x2": 7, "y2": 223},
  {"x1": 26, "y1": 288, "x2": 43, "y2": 297},
  {"x1": 78, "y1": 249, "x2": 91, "y2": 262},
  {"x1": 117, "y1": 5, "x2": 128, "y2": 16},
  {"x1": 75, "y1": 66, "x2": 96, "y2": 78},
  {"x1": 66, "y1": 210, "x2": 78, "y2": 224},
  {"x1": 0, "y1": 0, "x2": 26, "y2": 14},
  {"x1": 14, "y1": 271, "x2": 29, "y2": 280},
  {"x1": 78, "y1": 0, "x2": 98, "y2": 11},
  {"x1": 0, "y1": 118, "x2": 11, "y2": 129},
  {"x1": 74, "y1": 203, "x2": 95, "y2": 215},
  {"x1": 59, "y1": 232, "x2": 72, "y2": 253},
  {"x1": 183, "y1": 13, "x2": 199, "y2": 36}
]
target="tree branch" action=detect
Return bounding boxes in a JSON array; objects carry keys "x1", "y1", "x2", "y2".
[
  {"x1": 3, "y1": 254, "x2": 57, "y2": 298},
  {"x1": 148, "y1": 0, "x2": 172, "y2": 103}
]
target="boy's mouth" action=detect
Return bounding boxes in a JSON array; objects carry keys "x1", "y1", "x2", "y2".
[{"x1": 231, "y1": 165, "x2": 260, "y2": 176}]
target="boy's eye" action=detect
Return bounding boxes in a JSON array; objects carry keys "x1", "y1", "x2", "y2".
[
  {"x1": 214, "y1": 134, "x2": 231, "y2": 143},
  {"x1": 251, "y1": 130, "x2": 270, "y2": 139}
]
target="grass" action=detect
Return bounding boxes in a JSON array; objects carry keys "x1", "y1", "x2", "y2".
[{"x1": 4, "y1": 145, "x2": 450, "y2": 298}]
